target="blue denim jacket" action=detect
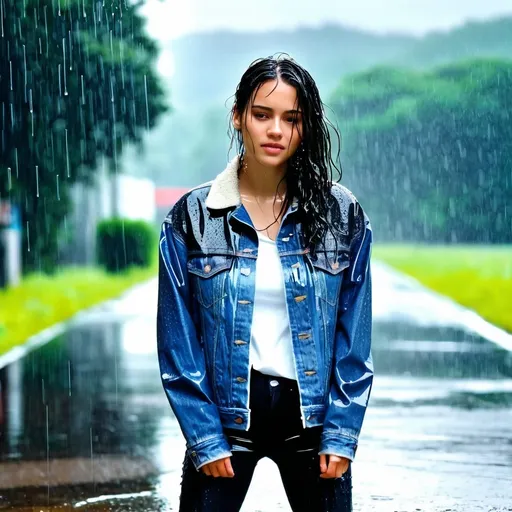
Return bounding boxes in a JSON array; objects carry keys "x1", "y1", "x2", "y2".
[{"x1": 157, "y1": 157, "x2": 373, "y2": 471}]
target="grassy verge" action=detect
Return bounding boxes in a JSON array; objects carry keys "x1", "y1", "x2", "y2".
[
  {"x1": 0, "y1": 260, "x2": 157, "y2": 357},
  {"x1": 373, "y1": 244, "x2": 512, "y2": 333}
]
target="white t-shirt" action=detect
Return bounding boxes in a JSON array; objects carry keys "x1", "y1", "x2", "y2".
[{"x1": 249, "y1": 231, "x2": 297, "y2": 380}]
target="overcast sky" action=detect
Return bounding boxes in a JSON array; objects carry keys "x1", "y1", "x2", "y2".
[
  {"x1": 140, "y1": 0, "x2": 512, "y2": 77},
  {"x1": 141, "y1": 0, "x2": 512, "y2": 41}
]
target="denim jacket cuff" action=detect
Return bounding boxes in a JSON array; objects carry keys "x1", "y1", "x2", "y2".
[
  {"x1": 319, "y1": 430, "x2": 359, "y2": 461},
  {"x1": 186, "y1": 434, "x2": 232, "y2": 471}
]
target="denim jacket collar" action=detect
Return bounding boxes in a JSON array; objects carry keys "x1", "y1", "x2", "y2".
[{"x1": 204, "y1": 155, "x2": 298, "y2": 213}]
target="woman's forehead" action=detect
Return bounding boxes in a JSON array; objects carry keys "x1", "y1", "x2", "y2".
[{"x1": 250, "y1": 79, "x2": 300, "y2": 111}]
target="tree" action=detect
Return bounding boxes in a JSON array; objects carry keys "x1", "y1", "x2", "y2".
[
  {"x1": 331, "y1": 59, "x2": 512, "y2": 243},
  {"x1": 0, "y1": 0, "x2": 168, "y2": 272}
]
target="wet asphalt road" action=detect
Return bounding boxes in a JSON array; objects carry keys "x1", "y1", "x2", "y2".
[{"x1": 0, "y1": 263, "x2": 511, "y2": 511}]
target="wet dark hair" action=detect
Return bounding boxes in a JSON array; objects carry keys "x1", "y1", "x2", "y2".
[{"x1": 228, "y1": 53, "x2": 342, "y2": 248}]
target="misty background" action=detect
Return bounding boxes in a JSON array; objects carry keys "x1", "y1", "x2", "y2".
[{"x1": 127, "y1": 1, "x2": 512, "y2": 245}]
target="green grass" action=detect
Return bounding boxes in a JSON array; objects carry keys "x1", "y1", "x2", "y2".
[
  {"x1": 373, "y1": 244, "x2": 512, "y2": 333},
  {"x1": 0, "y1": 260, "x2": 157, "y2": 357}
]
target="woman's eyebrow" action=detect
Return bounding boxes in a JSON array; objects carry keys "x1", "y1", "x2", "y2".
[{"x1": 251, "y1": 104, "x2": 302, "y2": 114}]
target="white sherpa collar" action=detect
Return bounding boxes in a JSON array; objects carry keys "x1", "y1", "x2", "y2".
[
  {"x1": 204, "y1": 154, "x2": 299, "y2": 211},
  {"x1": 205, "y1": 155, "x2": 241, "y2": 210}
]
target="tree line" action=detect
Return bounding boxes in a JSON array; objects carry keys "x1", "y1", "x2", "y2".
[{"x1": 332, "y1": 58, "x2": 511, "y2": 243}]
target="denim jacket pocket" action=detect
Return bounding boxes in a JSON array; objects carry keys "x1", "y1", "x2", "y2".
[
  {"x1": 187, "y1": 254, "x2": 234, "y2": 308},
  {"x1": 309, "y1": 250, "x2": 350, "y2": 307}
]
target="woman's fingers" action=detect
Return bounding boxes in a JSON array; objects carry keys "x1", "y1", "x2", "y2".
[
  {"x1": 319, "y1": 455, "x2": 349, "y2": 479},
  {"x1": 319, "y1": 454, "x2": 327, "y2": 473},
  {"x1": 201, "y1": 457, "x2": 234, "y2": 478},
  {"x1": 224, "y1": 457, "x2": 235, "y2": 477},
  {"x1": 210, "y1": 463, "x2": 220, "y2": 478}
]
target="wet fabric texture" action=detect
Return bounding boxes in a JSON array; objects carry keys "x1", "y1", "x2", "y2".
[
  {"x1": 158, "y1": 172, "x2": 373, "y2": 468},
  {"x1": 179, "y1": 369, "x2": 352, "y2": 512}
]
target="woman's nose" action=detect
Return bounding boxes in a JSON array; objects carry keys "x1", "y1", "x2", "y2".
[{"x1": 267, "y1": 119, "x2": 283, "y2": 137}]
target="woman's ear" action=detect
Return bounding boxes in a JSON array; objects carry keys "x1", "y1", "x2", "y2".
[{"x1": 232, "y1": 109, "x2": 242, "y2": 131}]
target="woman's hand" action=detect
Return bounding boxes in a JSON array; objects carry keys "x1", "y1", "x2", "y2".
[
  {"x1": 201, "y1": 456, "x2": 235, "y2": 478},
  {"x1": 319, "y1": 454, "x2": 349, "y2": 479}
]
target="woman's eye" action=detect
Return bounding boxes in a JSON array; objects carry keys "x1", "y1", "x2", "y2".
[
  {"x1": 287, "y1": 117, "x2": 298, "y2": 123},
  {"x1": 254, "y1": 113, "x2": 268, "y2": 119}
]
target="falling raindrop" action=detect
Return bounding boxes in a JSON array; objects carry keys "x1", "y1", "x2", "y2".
[
  {"x1": 56, "y1": 174, "x2": 60, "y2": 200},
  {"x1": 65, "y1": 129, "x2": 70, "y2": 177},
  {"x1": 0, "y1": 0, "x2": 3, "y2": 37},
  {"x1": 68, "y1": 360, "x2": 72, "y2": 396},
  {"x1": 9, "y1": 60, "x2": 13, "y2": 90},
  {"x1": 68, "y1": 30, "x2": 73, "y2": 71},
  {"x1": 29, "y1": 89, "x2": 34, "y2": 136},
  {"x1": 93, "y1": 3, "x2": 97, "y2": 37},
  {"x1": 114, "y1": 349, "x2": 118, "y2": 404},
  {"x1": 26, "y1": 221, "x2": 30, "y2": 252},
  {"x1": 7, "y1": 168, "x2": 12, "y2": 190},
  {"x1": 112, "y1": 103, "x2": 118, "y2": 172},
  {"x1": 44, "y1": 6, "x2": 49, "y2": 56},
  {"x1": 46, "y1": 403, "x2": 50, "y2": 502},
  {"x1": 81, "y1": 75, "x2": 85, "y2": 105},
  {"x1": 62, "y1": 38, "x2": 68, "y2": 96},
  {"x1": 120, "y1": 21, "x2": 125, "y2": 88},
  {"x1": 58, "y1": 63, "x2": 62, "y2": 96},
  {"x1": 35, "y1": 165, "x2": 39, "y2": 197},
  {"x1": 90, "y1": 426, "x2": 94, "y2": 483},
  {"x1": 14, "y1": 148, "x2": 19, "y2": 177},
  {"x1": 144, "y1": 75, "x2": 149, "y2": 130},
  {"x1": 23, "y1": 44, "x2": 27, "y2": 103}
]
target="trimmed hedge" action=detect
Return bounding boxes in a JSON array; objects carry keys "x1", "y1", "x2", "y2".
[{"x1": 97, "y1": 218, "x2": 156, "y2": 272}]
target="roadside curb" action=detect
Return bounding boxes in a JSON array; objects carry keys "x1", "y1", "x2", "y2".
[{"x1": 372, "y1": 260, "x2": 512, "y2": 352}]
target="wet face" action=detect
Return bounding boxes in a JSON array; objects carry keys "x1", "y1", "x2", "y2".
[{"x1": 233, "y1": 79, "x2": 303, "y2": 169}]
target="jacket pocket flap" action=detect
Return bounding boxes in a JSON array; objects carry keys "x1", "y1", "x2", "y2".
[
  {"x1": 310, "y1": 251, "x2": 350, "y2": 275},
  {"x1": 187, "y1": 255, "x2": 233, "y2": 278}
]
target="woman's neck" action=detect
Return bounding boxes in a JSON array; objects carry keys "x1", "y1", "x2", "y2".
[{"x1": 238, "y1": 155, "x2": 287, "y2": 200}]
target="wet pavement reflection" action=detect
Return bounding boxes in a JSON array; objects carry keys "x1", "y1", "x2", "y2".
[{"x1": 0, "y1": 271, "x2": 511, "y2": 511}]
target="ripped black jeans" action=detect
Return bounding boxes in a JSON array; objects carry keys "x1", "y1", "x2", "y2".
[{"x1": 179, "y1": 369, "x2": 352, "y2": 512}]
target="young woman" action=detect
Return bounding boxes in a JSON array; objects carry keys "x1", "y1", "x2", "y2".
[{"x1": 157, "y1": 55, "x2": 373, "y2": 511}]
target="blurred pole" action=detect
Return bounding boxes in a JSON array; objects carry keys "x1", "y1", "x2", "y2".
[{"x1": 0, "y1": 200, "x2": 21, "y2": 288}]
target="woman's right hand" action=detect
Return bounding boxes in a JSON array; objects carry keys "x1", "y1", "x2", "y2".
[{"x1": 201, "y1": 456, "x2": 235, "y2": 478}]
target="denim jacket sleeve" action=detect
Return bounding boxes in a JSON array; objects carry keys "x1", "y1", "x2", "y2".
[
  {"x1": 157, "y1": 220, "x2": 232, "y2": 470},
  {"x1": 319, "y1": 206, "x2": 373, "y2": 461}
]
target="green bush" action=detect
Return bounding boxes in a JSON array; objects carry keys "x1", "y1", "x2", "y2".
[{"x1": 97, "y1": 218, "x2": 157, "y2": 272}]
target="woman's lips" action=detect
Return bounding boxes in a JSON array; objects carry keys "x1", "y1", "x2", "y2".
[{"x1": 261, "y1": 144, "x2": 284, "y2": 155}]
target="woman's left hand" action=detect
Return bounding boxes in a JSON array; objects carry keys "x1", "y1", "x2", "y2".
[{"x1": 319, "y1": 454, "x2": 350, "y2": 479}]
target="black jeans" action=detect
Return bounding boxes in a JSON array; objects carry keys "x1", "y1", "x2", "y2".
[{"x1": 179, "y1": 369, "x2": 352, "y2": 512}]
